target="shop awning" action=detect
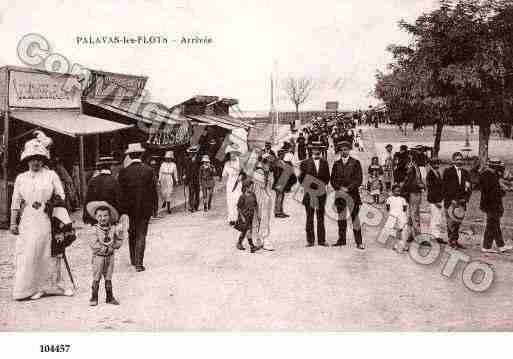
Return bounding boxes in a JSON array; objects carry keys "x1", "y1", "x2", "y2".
[
  {"x1": 213, "y1": 115, "x2": 255, "y2": 129},
  {"x1": 186, "y1": 114, "x2": 238, "y2": 130},
  {"x1": 11, "y1": 110, "x2": 133, "y2": 137},
  {"x1": 86, "y1": 99, "x2": 188, "y2": 125}
]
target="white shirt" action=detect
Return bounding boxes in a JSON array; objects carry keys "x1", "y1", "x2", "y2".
[
  {"x1": 284, "y1": 152, "x2": 294, "y2": 163},
  {"x1": 313, "y1": 159, "x2": 320, "y2": 173},
  {"x1": 341, "y1": 156, "x2": 349, "y2": 165},
  {"x1": 386, "y1": 195, "x2": 408, "y2": 220},
  {"x1": 454, "y1": 166, "x2": 461, "y2": 184}
]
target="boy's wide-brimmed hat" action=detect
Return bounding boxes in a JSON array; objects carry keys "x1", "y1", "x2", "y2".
[
  {"x1": 95, "y1": 156, "x2": 117, "y2": 167},
  {"x1": 20, "y1": 130, "x2": 52, "y2": 162},
  {"x1": 164, "y1": 150, "x2": 174, "y2": 159},
  {"x1": 125, "y1": 143, "x2": 146, "y2": 154},
  {"x1": 201, "y1": 155, "x2": 210, "y2": 162},
  {"x1": 86, "y1": 201, "x2": 119, "y2": 223}
]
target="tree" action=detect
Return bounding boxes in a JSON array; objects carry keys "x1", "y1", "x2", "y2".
[
  {"x1": 375, "y1": 0, "x2": 513, "y2": 161},
  {"x1": 282, "y1": 76, "x2": 316, "y2": 122}
]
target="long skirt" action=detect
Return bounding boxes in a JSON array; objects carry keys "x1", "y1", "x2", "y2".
[
  {"x1": 13, "y1": 207, "x2": 53, "y2": 300},
  {"x1": 252, "y1": 186, "x2": 274, "y2": 249},
  {"x1": 160, "y1": 174, "x2": 174, "y2": 202},
  {"x1": 226, "y1": 186, "x2": 241, "y2": 222}
]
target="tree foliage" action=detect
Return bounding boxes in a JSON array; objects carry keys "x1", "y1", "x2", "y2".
[{"x1": 374, "y1": 0, "x2": 513, "y2": 160}]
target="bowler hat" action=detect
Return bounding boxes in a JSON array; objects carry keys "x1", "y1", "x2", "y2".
[
  {"x1": 308, "y1": 141, "x2": 325, "y2": 150},
  {"x1": 95, "y1": 156, "x2": 117, "y2": 167}
]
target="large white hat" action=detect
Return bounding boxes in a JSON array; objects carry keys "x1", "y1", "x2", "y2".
[
  {"x1": 225, "y1": 143, "x2": 241, "y2": 154},
  {"x1": 164, "y1": 150, "x2": 174, "y2": 159},
  {"x1": 125, "y1": 143, "x2": 146, "y2": 154},
  {"x1": 86, "y1": 201, "x2": 120, "y2": 223},
  {"x1": 20, "y1": 130, "x2": 52, "y2": 162}
]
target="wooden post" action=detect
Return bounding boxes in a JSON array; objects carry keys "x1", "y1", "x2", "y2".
[
  {"x1": 0, "y1": 69, "x2": 10, "y2": 227},
  {"x1": 95, "y1": 134, "x2": 100, "y2": 162},
  {"x1": 79, "y1": 135, "x2": 86, "y2": 203}
]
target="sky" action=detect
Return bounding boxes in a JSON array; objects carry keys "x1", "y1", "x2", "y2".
[{"x1": 0, "y1": 0, "x2": 438, "y2": 112}]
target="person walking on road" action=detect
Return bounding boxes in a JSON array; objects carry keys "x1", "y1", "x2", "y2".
[
  {"x1": 330, "y1": 141, "x2": 365, "y2": 250},
  {"x1": 158, "y1": 151, "x2": 178, "y2": 214},
  {"x1": 222, "y1": 146, "x2": 245, "y2": 225},
  {"x1": 118, "y1": 143, "x2": 158, "y2": 272},
  {"x1": 199, "y1": 155, "x2": 217, "y2": 212},
  {"x1": 252, "y1": 154, "x2": 275, "y2": 251},
  {"x1": 83, "y1": 156, "x2": 122, "y2": 224},
  {"x1": 401, "y1": 154, "x2": 425, "y2": 243},
  {"x1": 183, "y1": 145, "x2": 201, "y2": 212},
  {"x1": 479, "y1": 159, "x2": 513, "y2": 253},
  {"x1": 383, "y1": 144, "x2": 394, "y2": 192},
  {"x1": 442, "y1": 152, "x2": 472, "y2": 249},
  {"x1": 299, "y1": 141, "x2": 330, "y2": 247}
]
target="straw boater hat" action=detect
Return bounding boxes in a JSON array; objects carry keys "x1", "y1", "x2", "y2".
[
  {"x1": 308, "y1": 141, "x2": 325, "y2": 150},
  {"x1": 86, "y1": 201, "x2": 120, "y2": 223},
  {"x1": 20, "y1": 130, "x2": 52, "y2": 162},
  {"x1": 488, "y1": 158, "x2": 505, "y2": 169},
  {"x1": 164, "y1": 150, "x2": 174, "y2": 159},
  {"x1": 95, "y1": 156, "x2": 117, "y2": 167},
  {"x1": 209, "y1": 139, "x2": 217, "y2": 145},
  {"x1": 125, "y1": 143, "x2": 146, "y2": 154},
  {"x1": 201, "y1": 155, "x2": 210, "y2": 162}
]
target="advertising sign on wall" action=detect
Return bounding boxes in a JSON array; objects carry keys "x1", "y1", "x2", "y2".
[{"x1": 8, "y1": 70, "x2": 81, "y2": 109}]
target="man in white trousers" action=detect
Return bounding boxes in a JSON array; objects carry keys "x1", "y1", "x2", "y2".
[{"x1": 426, "y1": 158, "x2": 447, "y2": 244}]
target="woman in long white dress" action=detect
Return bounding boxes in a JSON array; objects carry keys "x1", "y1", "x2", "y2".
[
  {"x1": 222, "y1": 151, "x2": 243, "y2": 225},
  {"x1": 252, "y1": 156, "x2": 275, "y2": 251},
  {"x1": 159, "y1": 151, "x2": 178, "y2": 213},
  {"x1": 10, "y1": 133, "x2": 69, "y2": 300}
]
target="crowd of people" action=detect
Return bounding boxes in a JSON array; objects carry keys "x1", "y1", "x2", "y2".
[{"x1": 7, "y1": 117, "x2": 513, "y2": 307}]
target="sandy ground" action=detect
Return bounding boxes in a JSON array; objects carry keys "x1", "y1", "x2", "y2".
[{"x1": 2, "y1": 124, "x2": 513, "y2": 331}]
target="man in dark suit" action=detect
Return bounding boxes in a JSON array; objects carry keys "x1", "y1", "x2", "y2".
[
  {"x1": 118, "y1": 143, "x2": 158, "y2": 272},
  {"x1": 298, "y1": 142, "x2": 330, "y2": 247},
  {"x1": 83, "y1": 156, "x2": 122, "y2": 224},
  {"x1": 442, "y1": 152, "x2": 472, "y2": 249},
  {"x1": 479, "y1": 159, "x2": 512, "y2": 253},
  {"x1": 183, "y1": 145, "x2": 201, "y2": 212},
  {"x1": 330, "y1": 141, "x2": 364, "y2": 249}
]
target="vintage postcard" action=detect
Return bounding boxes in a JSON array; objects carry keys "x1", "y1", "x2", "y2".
[{"x1": 1, "y1": 0, "x2": 512, "y2": 356}]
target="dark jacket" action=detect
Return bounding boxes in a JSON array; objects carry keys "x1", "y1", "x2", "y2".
[
  {"x1": 330, "y1": 156, "x2": 362, "y2": 205},
  {"x1": 184, "y1": 155, "x2": 201, "y2": 186},
  {"x1": 272, "y1": 158, "x2": 296, "y2": 193},
  {"x1": 426, "y1": 168, "x2": 443, "y2": 203},
  {"x1": 442, "y1": 165, "x2": 472, "y2": 208},
  {"x1": 299, "y1": 157, "x2": 330, "y2": 208},
  {"x1": 402, "y1": 164, "x2": 424, "y2": 195},
  {"x1": 118, "y1": 161, "x2": 158, "y2": 219},
  {"x1": 83, "y1": 172, "x2": 122, "y2": 224},
  {"x1": 479, "y1": 169, "x2": 504, "y2": 213}
]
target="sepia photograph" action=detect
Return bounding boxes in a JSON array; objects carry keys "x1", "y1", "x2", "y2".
[{"x1": 1, "y1": 0, "x2": 512, "y2": 356}]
